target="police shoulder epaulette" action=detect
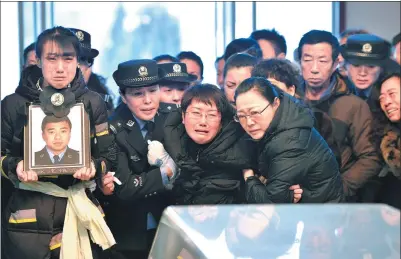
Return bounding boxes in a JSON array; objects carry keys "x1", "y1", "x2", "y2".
[
  {"x1": 159, "y1": 103, "x2": 181, "y2": 113},
  {"x1": 109, "y1": 120, "x2": 124, "y2": 135}
]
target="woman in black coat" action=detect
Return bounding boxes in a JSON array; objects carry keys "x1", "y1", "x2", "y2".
[
  {"x1": 234, "y1": 77, "x2": 344, "y2": 203},
  {"x1": 1, "y1": 26, "x2": 115, "y2": 259},
  {"x1": 164, "y1": 84, "x2": 303, "y2": 205},
  {"x1": 164, "y1": 84, "x2": 255, "y2": 205}
]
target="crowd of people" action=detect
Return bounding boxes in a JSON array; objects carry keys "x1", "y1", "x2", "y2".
[{"x1": 1, "y1": 24, "x2": 400, "y2": 259}]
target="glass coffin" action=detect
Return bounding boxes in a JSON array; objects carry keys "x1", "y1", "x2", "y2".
[{"x1": 149, "y1": 204, "x2": 400, "y2": 259}]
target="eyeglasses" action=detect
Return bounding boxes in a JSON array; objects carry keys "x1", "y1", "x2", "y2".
[
  {"x1": 186, "y1": 110, "x2": 221, "y2": 122},
  {"x1": 234, "y1": 104, "x2": 271, "y2": 122}
]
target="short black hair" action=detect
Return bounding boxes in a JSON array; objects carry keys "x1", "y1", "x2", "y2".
[
  {"x1": 392, "y1": 32, "x2": 401, "y2": 46},
  {"x1": 181, "y1": 83, "x2": 235, "y2": 122},
  {"x1": 215, "y1": 55, "x2": 224, "y2": 65},
  {"x1": 224, "y1": 38, "x2": 263, "y2": 61},
  {"x1": 223, "y1": 53, "x2": 258, "y2": 78},
  {"x1": 252, "y1": 59, "x2": 301, "y2": 90},
  {"x1": 339, "y1": 28, "x2": 369, "y2": 41},
  {"x1": 41, "y1": 115, "x2": 72, "y2": 132},
  {"x1": 177, "y1": 51, "x2": 204, "y2": 79},
  {"x1": 23, "y1": 42, "x2": 36, "y2": 64},
  {"x1": 79, "y1": 56, "x2": 95, "y2": 68},
  {"x1": 293, "y1": 48, "x2": 300, "y2": 62},
  {"x1": 235, "y1": 77, "x2": 279, "y2": 104},
  {"x1": 153, "y1": 54, "x2": 179, "y2": 63},
  {"x1": 36, "y1": 26, "x2": 81, "y2": 60},
  {"x1": 378, "y1": 62, "x2": 401, "y2": 86},
  {"x1": 250, "y1": 29, "x2": 287, "y2": 55},
  {"x1": 298, "y1": 30, "x2": 340, "y2": 63}
]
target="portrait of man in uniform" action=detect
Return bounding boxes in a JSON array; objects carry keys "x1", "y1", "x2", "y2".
[{"x1": 34, "y1": 115, "x2": 80, "y2": 166}]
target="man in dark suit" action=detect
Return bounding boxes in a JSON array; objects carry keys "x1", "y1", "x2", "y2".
[
  {"x1": 101, "y1": 59, "x2": 177, "y2": 259},
  {"x1": 34, "y1": 115, "x2": 80, "y2": 166}
]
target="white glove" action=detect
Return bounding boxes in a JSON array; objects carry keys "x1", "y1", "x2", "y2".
[
  {"x1": 147, "y1": 140, "x2": 177, "y2": 179},
  {"x1": 147, "y1": 140, "x2": 170, "y2": 166}
]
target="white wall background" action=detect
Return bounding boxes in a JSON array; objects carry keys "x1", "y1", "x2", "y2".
[{"x1": 345, "y1": 2, "x2": 400, "y2": 42}]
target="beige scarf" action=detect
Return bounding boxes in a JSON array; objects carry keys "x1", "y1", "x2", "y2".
[{"x1": 18, "y1": 181, "x2": 116, "y2": 259}]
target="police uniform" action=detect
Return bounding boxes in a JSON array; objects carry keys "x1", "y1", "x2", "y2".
[
  {"x1": 157, "y1": 61, "x2": 197, "y2": 104},
  {"x1": 69, "y1": 28, "x2": 115, "y2": 115},
  {"x1": 158, "y1": 102, "x2": 181, "y2": 114},
  {"x1": 34, "y1": 146, "x2": 80, "y2": 166},
  {"x1": 341, "y1": 33, "x2": 397, "y2": 104},
  {"x1": 101, "y1": 60, "x2": 174, "y2": 259},
  {"x1": 341, "y1": 34, "x2": 399, "y2": 202}
]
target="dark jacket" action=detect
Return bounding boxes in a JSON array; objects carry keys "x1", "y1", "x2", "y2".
[
  {"x1": 34, "y1": 146, "x2": 80, "y2": 166},
  {"x1": 275, "y1": 85, "x2": 342, "y2": 168},
  {"x1": 346, "y1": 75, "x2": 383, "y2": 114},
  {"x1": 164, "y1": 109, "x2": 256, "y2": 205},
  {"x1": 100, "y1": 103, "x2": 172, "y2": 252},
  {"x1": 1, "y1": 65, "x2": 113, "y2": 259},
  {"x1": 87, "y1": 72, "x2": 115, "y2": 116},
  {"x1": 345, "y1": 77, "x2": 387, "y2": 203},
  {"x1": 297, "y1": 72, "x2": 382, "y2": 199},
  {"x1": 244, "y1": 94, "x2": 344, "y2": 204}
]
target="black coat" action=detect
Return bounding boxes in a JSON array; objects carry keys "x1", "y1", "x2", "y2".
[
  {"x1": 100, "y1": 103, "x2": 172, "y2": 252},
  {"x1": 164, "y1": 109, "x2": 256, "y2": 205},
  {"x1": 1, "y1": 65, "x2": 112, "y2": 259},
  {"x1": 87, "y1": 72, "x2": 115, "y2": 116},
  {"x1": 346, "y1": 77, "x2": 386, "y2": 203},
  {"x1": 34, "y1": 146, "x2": 80, "y2": 166},
  {"x1": 245, "y1": 94, "x2": 344, "y2": 204}
]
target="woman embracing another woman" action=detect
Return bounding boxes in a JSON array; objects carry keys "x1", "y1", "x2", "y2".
[{"x1": 234, "y1": 77, "x2": 344, "y2": 203}]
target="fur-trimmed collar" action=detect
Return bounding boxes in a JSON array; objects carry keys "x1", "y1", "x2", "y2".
[{"x1": 380, "y1": 124, "x2": 401, "y2": 179}]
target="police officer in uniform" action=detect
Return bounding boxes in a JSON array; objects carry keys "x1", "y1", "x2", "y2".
[
  {"x1": 69, "y1": 28, "x2": 115, "y2": 115},
  {"x1": 157, "y1": 62, "x2": 197, "y2": 117},
  {"x1": 35, "y1": 147, "x2": 79, "y2": 166},
  {"x1": 341, "y1": 34, "x2": 398, "y2": 202},
  {"x1": 35, "y1": 115, "x2": 80, "y2": 166},
  {"x1": 158, "y1": 62, "x2": 197, "y2": 105},
  {"x1": 103, "y1": 59, "x2": 177, "y2": 259}
]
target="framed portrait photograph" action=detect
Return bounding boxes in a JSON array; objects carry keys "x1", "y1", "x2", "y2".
[{"x1": 24, "y1": 103, "x2": 91, "y2": 176}]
